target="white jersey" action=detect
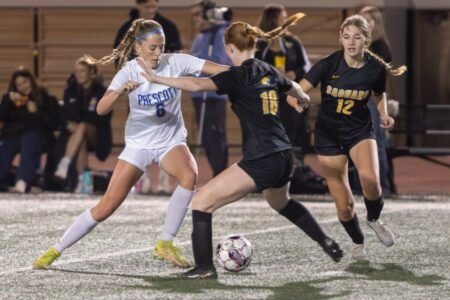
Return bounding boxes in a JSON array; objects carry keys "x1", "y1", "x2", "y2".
[{"x1": 108, "y1": 53, "x2": 205, "y2": 149}]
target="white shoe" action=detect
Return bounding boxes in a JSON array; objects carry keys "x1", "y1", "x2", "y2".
[
  {"x1": 352, "y1": 244, "x2": 367, "y2": 261},
  {"x1": 367, "y1": 219, "x2": 395, "y2": 247},
  {"x1": 12, "y1": 180, "x2": 26, "y2": 193},
  {"x1": 54, "y1": 162, "x2": 69, "y2": 179}
]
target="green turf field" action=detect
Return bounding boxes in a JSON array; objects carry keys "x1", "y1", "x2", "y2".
[{"x1": 0, "y1": 193, "x2": 449, "y2": 299}]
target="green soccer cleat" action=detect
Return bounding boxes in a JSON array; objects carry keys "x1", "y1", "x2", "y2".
[
  {"x1": 32, "y1": 247, "x2": 61, "y2": 269},
  {"x1": 153, "y1": 240, "x2": 191, "y2": 268}
]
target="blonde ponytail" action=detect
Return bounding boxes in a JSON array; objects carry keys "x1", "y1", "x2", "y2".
[
  {"x1": 365, "y1": 48, "x2": 407, "y2": 76},
  {"x1": 247, "y1": 12, "x2": 306, "y2": 40},
  {"x1": 84, "y1": 19, "x2": 163, "y2": 70},
  {"x1": 225, "y1": 12, "x2": 305, "y2": 51}
]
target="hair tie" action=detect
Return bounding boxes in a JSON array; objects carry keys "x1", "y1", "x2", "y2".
[{"x1": 241, "y1": 23, "x2": 248, "y2": 34}]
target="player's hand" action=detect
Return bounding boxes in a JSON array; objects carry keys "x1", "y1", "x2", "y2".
[
  {"x1": 136, "y1": 57, "x2": 157, "y2": 83},
  {"x1": 118, "y1": 81, "x2": 141, "y2": 95},
  {"x1": 380, "y1": 114, "x2": 395, "y2": 129},
  {"x1": 287, "y1": 95, "x2": 309, "y2": 113},
  {"x1": 299, "y1": 91, "x2": 310, "y2": 106}
]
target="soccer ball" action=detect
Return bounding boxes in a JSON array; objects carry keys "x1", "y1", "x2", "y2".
[{"x1": 216, "y1": 235, "x2": 253, "y2": 272}]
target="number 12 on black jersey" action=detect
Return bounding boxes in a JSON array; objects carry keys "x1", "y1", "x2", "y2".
[{"x1": 336, "y1": 99, "x2": 354, "y2": 115}]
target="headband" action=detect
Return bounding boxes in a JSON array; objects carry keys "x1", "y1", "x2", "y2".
[{"x1": 135, "y1": 28, "x2": 164, "y2": 42}]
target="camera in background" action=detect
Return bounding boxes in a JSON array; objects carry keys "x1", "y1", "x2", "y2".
[{"x1": 201, "y1": 0, "x2": 232, "y2": 24}]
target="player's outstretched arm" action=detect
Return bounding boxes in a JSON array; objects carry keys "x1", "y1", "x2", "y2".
[
  {"x1": 299, "y1": 78, "x2": 314, "y2": 94},
  {"x1": 201, "y1": 61, "x2": 229, "y2": 75},
  {"x1": 137, "y1": 57, "x2": 218, "y2": 92}
]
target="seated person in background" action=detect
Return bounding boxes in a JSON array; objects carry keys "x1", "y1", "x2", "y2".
[
  {"x1": 52, "y1": 57, "x2": 112, "y2": 192},
  {"x1": 0, "y1": 67, "x2": 59, "y2": 193}
]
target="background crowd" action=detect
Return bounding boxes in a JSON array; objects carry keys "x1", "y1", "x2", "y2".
[{"x1": 0, "y1": 1, "x2": 397, "y2": 196}]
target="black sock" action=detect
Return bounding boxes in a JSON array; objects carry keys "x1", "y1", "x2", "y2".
[
  {"x1": 278, "y1": 199, "x2": 328, "y2": 243},
  {"x1": 191, "y1": 210, "x2": 214, "y2": 268},
  {"x1": 340, "y1": 214, "x2": 364, "y2": 244},
  {"x1": 364, "y1": 196, "x2": 384, "y2": 222}
]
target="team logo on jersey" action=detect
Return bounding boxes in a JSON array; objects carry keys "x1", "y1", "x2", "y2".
[
  {"x1": 137, "y1": 87, "x2": 178, "y2": 106},
  {"x1": 260, "y1": 76, "x2": 270, "y2": 85},
  {"x1": 325, "y1": 85, "x2": 370, "y2": 101},
  {"x1": 326, "y1": 84, "x2": 371, "y2": 116}
]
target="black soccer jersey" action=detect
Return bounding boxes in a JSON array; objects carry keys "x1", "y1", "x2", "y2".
[
  {"x1": 211, "y1": 58, "x2": 293, "y2": 160},
  {"x1": 305, "y1": 50, "x2": 386, "y2": 144}
]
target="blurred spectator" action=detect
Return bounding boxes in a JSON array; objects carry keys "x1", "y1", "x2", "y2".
[
  {"x1": 360, "y1": 6, "x2": 392, "y2": 62},
  {"x1": 348, "y1": 6, "x2": 395, "y2": 196},
  {"x1": 50, "y1": 57, "x2": 112, "y2": 192},
  {"x1": 0, "y1": 68, "x2": 59, "y2": 193},
  {"x1": 255, "y1": 4, "x2": 311, "y2": 160},
  {"x1": 114, "y1": 0, "x2": 182, "y2": 53},
  {"x1": 255, "y1": 4, "x2": 326, "y2": 194},
  {"x1": 190, "y1": 0, "x2": 231, "y2": 176}
]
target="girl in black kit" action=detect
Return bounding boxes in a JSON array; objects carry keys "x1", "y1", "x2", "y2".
[
  {"x1": 138, "y1": 13, "x2": 343, "y2": 278},
  {"x1": 300, "y1": 15, "x2": 406, "y2": 260}
]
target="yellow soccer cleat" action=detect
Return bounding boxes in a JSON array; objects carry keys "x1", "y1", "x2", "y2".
[
  {"x1": 153, "y1": 240, "x2": 191, "y2": 268},
  {"x1": 32, "y1": 247, "x2": 61, "y2": 269}
]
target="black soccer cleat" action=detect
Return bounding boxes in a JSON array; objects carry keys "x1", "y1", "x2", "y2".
[
  {"x1": 319, "y1": 238, "x2": 344, "y2": 262},
  {"x1": 178, "y1": 265, "x2": 218, "y2": 279}
]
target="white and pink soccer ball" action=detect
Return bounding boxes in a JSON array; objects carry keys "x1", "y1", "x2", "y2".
[{"x1": 216, "y1": 235, "x2": 253, "y2": 272}]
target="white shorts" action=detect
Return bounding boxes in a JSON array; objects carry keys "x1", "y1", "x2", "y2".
[{"x1": 118, "y1": 141, "x2": 187, "y2": 171}]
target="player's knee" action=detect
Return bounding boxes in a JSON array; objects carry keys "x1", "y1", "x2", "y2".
[
  {"x1": 178, "y1": 169, "x2": 198, "y2": 190},
  {"x1": 77, "y1": 122, "x2": 87, "y2": 132},
  {"x1": 358, "y1": 171, "x2": 379, "y2": 190}
]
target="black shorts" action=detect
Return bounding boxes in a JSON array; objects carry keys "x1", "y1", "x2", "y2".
[
  {"x1": 314, "y1": 130, "x2": 375, "y2": 156},
  {"x1": 238, "y1": 149, "x2": 293, "y2": 192}
]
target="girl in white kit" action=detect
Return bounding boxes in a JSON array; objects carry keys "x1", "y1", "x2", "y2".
[{"x1": 33, "y1": 18, "x2": 228, "y2": 269}]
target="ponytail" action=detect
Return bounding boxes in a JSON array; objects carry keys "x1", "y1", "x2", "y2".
[
  {"x1": 225, "y1": 12, "x2": 305, "y2": 51},
  {"x1": 84, "y1": 19, "x2": 163, "y2": 69},
  {"x1": 247, "y1": 12, "x2": 306, "y2": 40},
  {"x1": 365, "y1": 48, "x2": 407, "y2": 76}
]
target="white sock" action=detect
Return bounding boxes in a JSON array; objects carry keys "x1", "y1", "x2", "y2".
[
  {"x1": 54, "y1": 208, "x2": 98, "y2": 253},
  {"x1": 55, "y1": 157, "x2": 72, "y2": 179},
  {"x1": 160, "y1": 185, "x2": 194, "y2": 240},
  {"x1": 59, "y1": 157, "x2": 71, "y2": 168}
]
